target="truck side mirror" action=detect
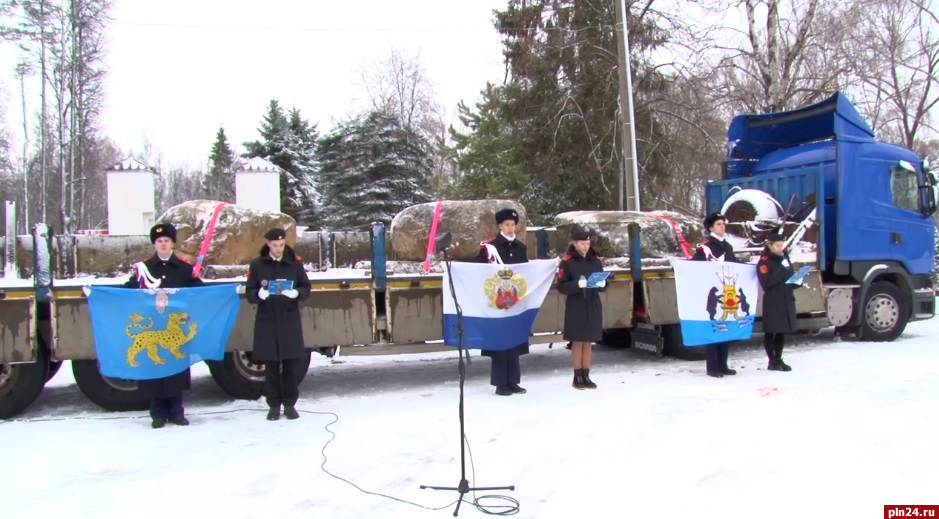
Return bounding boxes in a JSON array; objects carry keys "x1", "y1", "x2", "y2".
[{"x1": 925, "y1": 171, "x2": 939, "y2": 216}]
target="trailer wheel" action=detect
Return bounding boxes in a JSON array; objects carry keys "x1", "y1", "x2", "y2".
[
  {"x1": 661, "y1": 324, "x2": 707, "y2": 361},
  {"x1": 0, "y1": 343, "x2": 49, "y2": 419},
  {"x1": 599, "y1": 329, "x2": 631, "y2": 348},
  {"x1": 207, "y1": 350, "x2": 313, "y2": 400},
  {"x1": 72, "y1": 359, "x2": 149, "y2": 412},
  {"x1": 859, "y1": 282, "x2": 909, "y2": 342}
]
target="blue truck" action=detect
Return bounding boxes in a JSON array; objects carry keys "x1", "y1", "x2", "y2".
[
  {"x1": 634, "y1": 91, "x2": 937, "y2": 359},
  {"x1": 0, "y1": 92, "x2": 935, "y2": 418}
]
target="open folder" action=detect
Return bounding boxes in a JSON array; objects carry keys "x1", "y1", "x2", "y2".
[
  {"x1": 786, "y1": 265, "x2": 812, "y2": 285},
  {"x1": 586, "y1": 271, "x2": 611, "y2": 288}
]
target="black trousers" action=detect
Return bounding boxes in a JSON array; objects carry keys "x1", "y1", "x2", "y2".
[
  {"x1": 150, "y1": 394, "x2": 184, "y2": 420},
  {"x1": 706, "y1": 342, "x2": 731, "y2": 373},
  {"x1": 764, "y1": 333, "x2": 785, "y2": 359},
  {"x1": 489, "y1": 350, "x2": 522, "y2": 387},
  {"x1": 265, "y1": 358, "x2": 301, "y2": 409}
]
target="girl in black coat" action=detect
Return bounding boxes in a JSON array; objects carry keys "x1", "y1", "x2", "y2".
[
  {"x1": 756, "y1": 233, "x2": 802, "y2": 371},
  {"x1": 556, "y1": 229, "x2": 606, "y2": 389}
]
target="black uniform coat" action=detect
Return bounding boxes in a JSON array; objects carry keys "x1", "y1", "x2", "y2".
[
  {"x1": 473, "y1": 234, "x2": 530, "y2": 357},
  {"x1": 123, "y1": 253, "x2": 204, "y2": 398},
  {"x1": 756, "y1": 247, "x2": 799, "y2": 333},
  {"x1": 691, "y1": 234, "x2": 741, "y2": 263},
  {"x1": 556, "y1": 245, "x2": 606, "y2": 342},
  {"x1": 245, "y1": 244, "x2": 312, "y2": 361}
]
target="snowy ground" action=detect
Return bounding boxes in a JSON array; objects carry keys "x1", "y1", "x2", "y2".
[{"x1": 3, "y1": 308, "x2": 939, "y2": 518}]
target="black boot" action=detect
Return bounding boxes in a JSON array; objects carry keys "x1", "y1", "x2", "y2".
[
  {"x1": 151, "y1": 418, "x2": 166, "y2": 429},
  {"x1": 284, "y1": 406, "x2": 299, "y2": 420},
  {"x1": 572, "y1": 369, "x2": 588, "y2": 390},
  {"x1": 495, "y1": 385, "x2": 513, "y2": 396},
  {"x1": 267, "y1": 408, "x2": 280, "y2": 421},
  {"x1": 774, "y1": 342, "x2": 792, "y2": 371},
  {"x1": 509, "y1": 384, "x2": 527, "y2": 394},
  {"x1": 169, "y1": 416, "x2": 190, "y2": 426},
  {"x1": 582, "y1": 369, "x2": 597, "y2": 389}
]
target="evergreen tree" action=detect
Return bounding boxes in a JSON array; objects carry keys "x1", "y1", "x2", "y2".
[
  {"x1": 441, "y1": 0, "x2": 672, "y2": 223},
  {"x1": 317, "y1": 110, "x2": 434, "y2": 229},
  {"x1": 243, "y1": 100, "x2": 320, "y2": 224},
  {"x1": 203, "y1": 126, "x2": 235, "y2": 201}
]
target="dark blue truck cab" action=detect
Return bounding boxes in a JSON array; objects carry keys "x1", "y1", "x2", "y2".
[{"x1": 704, "y1": 92, "x2": 937, "y2": 341}]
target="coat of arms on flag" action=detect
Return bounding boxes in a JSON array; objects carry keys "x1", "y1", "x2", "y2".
[
  {"x1": 668, "y1": 259, "x2": 759, "y2": 346},
  {"x1": 484, "y1": 268, "x2": 527, "y2": 310}
]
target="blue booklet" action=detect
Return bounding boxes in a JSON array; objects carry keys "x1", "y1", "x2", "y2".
[
  {"x1": 268, "y1": 279, "x2": 294, "y2": 295},
  {"x1": 587, "y1": 271, "x2": 610, "y2": 288},
  {"x1": 786, "y1": 265, "x2": 812, "y2": 284}
]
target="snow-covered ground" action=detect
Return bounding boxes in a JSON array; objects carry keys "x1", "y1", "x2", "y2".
[{"x1": 3, "y1": 309, "x2": 939, "y2": 518}]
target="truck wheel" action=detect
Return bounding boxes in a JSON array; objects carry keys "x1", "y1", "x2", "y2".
[
  {"x1": 72, "y1": 359, "x2": 149, "y2": 412},
  {"x1": 661, "y1": 324, "x2": 706, "y2": 361},
  {"x1": 46, "y1": 361, "x2": 63, "y2": 383},
  {"x1": 207, "y1": 350, "x2": 313, "y2": 400},
  {"x1": 0, "y1": 343, "x2": 49, "y2": 419},
  {"x1": 859, "y1": 282, "x2": 909, "y2": 342}
]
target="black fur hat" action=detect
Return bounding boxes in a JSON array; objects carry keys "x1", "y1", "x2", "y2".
[
  {"x1": 703, "y1": 212, "x2": 726, "y2": 231},
  {"x1": 495, "y1": 208, "x2": 519, "y2": 225},
  {"x1": 766, "y1": 232, "x2": 786, "y2": 243},
  {"x1": 149, "y1": 223, "x2": 176, "y2": 243}
]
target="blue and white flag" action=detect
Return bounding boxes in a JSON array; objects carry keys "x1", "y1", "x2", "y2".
[
  {"x1": 442, "y1": 259, "x2": 560, "y2": 350},
  {"x1": 85, "y1": 284, "x2": 241, "y2": 380},
  {"x1": 668, "y1": 259, "x2": 759, "y2": 346}
]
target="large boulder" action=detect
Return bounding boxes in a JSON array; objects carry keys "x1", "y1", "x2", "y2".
[
  {"x1": 157, "y1": 200, "x2": 298, "y2": 266},
  {"x1": 390, "y1": 200, "x2": 527, "y2": 261},
  {"x1": 555, "y1": 210, "x2": 705, "y2": 258}
]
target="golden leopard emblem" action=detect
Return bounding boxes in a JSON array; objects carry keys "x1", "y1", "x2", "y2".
[{"x1": 125, "y1": 311, "x2": 198, "y2": 367}]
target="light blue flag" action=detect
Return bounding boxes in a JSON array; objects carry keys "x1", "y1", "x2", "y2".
[{"x1": 85, "y1": 284, "x2": 241, "y2": 380}]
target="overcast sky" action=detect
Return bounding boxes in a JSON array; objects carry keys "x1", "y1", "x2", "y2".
[{"x1": 2, "y1": 0, "x2": 508, "y2": 169}]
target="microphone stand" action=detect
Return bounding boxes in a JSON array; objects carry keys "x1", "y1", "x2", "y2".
[{"x1": 420, "y1": 232, "x2": 515, "y2": 516}]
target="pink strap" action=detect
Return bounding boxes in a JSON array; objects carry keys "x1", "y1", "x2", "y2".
[
  {"x1": 649, "y1": 211, "x2": 692, "y2": 259},
  {"x1": 193, "y1": 202, "x2": 228, "y2": 277},
  {"x1": 423, "y1": 200, "x2": 443, "y2": 273}
]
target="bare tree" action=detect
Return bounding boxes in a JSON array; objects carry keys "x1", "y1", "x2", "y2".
[
  {"x1": 846, "y1": 0, "x2": 939, "y2": 154},
  {"x1": 705, "y1": 0, "x2": 864, "y2": 114},
  {"x1": 354, "y1": 46, "x2": 449, "y2": 190}
]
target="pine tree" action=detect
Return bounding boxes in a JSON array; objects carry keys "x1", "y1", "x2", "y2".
[
  {"x1": 441, "y1": 0, "x2": 672, "y2": 223},
  {"x1": 243, "y1": 100, "x2": 320, "y2": 224},
  {"x1": 203, "y1": 126, "x2": 235, "y2": 201},
  {"x1": 317, "y1": 110, "x2": 434, "y2": 229}
]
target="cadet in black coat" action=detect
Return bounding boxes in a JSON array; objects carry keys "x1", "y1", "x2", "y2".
[
  {"x1": 124, "y1": 223, "x2": 204, "y2": 429},
  {"x1": 756, "y1": 233, "x2": 801, "y2": 371},
  {"x1": 556, "y1": 229, "x2": 606, "y2": 390},
  {"x1": 691, "y1": 212, "x2": 742, "y2": 378},
  {"x1": 245, "y1": 228, "x2": 312, "y2": 420},
  {"x1": 474, "y1": 208, "x2": 530, "y2": 396}
]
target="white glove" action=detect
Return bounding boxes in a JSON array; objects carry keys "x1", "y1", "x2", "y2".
[
  {"x1": 577, "y1": 276, "x2": 587, "y2": 288},
  {"x1": 596, "y1": 280, "x2": 606, "y2": 288},
  {"x1": 282, "y1": 289, "x2": 299, "y2": 299},
  {"x1": 258, "y1": 288, "x2": 269, "y2": 300}
]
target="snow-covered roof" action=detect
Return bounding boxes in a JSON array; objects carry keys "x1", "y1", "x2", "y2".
[
  {"x1": 234, "y1": 156, "x2": 283, "y2": 174},
  {"x1": 108, "y1": 157, "x2": 155, "y2": 172}
]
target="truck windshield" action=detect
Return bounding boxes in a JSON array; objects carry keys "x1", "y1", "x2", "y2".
[{"x1": 890, "y1": 163, "x2": 920, "y2": 212}]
